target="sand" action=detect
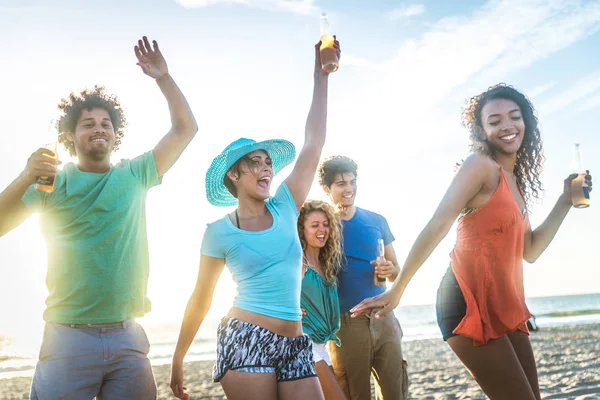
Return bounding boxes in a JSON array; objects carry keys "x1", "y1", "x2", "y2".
[{"x1": 1, "y1": 323, "x2": 599, "y2": 399}]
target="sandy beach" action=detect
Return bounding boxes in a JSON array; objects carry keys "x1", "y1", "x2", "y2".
[{"x1": 1, "y1": 323, "x2": 598, "y2": 399}]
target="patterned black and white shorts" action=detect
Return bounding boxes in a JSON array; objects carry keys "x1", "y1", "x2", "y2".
[{"x1": 213, "y1": 317, "x2": 317, "y2": 382}]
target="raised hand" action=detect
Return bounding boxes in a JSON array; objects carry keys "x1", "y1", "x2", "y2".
[
  {"x1": 314, "y1": 37, "x2": 341, "y2": 79},
  {"x1": 134, "y1": 36, "x2": 169, "y2": 80},
  {"x1": 562, "y1": 170, "x2": 593, "y2": 205}
]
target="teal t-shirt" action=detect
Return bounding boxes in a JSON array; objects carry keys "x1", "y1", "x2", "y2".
[
  {"x1": 201, "y1": 183, "x2": 303, "y2": 321},
  {"x1": 301, "y1": 267, "x2": 341, "y2": 345},
  {"x1": 21, "y1": 151, "x2": 161, "y2": 324}
]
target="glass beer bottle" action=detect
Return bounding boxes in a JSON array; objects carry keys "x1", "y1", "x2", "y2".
[
  {"x1": 374, "y1": 238, "x2": 387, "y2": 286},
  {"x1": 319, "y1": 13, "x2": 339, "y2": 73},
  {"x1": 34, "y1": 142, "x2": 58, "y2": 193},
  {"x1": 571, "y1": 143, "x2": 590, "y2": 208}
]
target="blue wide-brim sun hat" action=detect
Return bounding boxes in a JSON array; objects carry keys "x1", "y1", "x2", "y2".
[{"x1": 206, "y1": 138, "x2": 296, "y2": 207}]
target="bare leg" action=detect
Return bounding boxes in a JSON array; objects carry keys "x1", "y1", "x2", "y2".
[
  {"x1": 315, "y1": 360, "x2": 347, "y2": 400},
  {"x1": 507, "y1": 331, "x2": 541, "y2": 400},
  {"x1": 220, "y1": 370, "x2": 278, "y2": 400},
  {"x1": 278, "y1": 376, "x2": 325, "y2": 400},
  {"x1": 447, "y1": 334, "x2": 537, "y2": 400}
]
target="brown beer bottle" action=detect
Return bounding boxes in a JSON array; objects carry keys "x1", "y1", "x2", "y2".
[
  {"x1": 34, "y1": 142, "x2": 58, "y2": 193},
  {"x1": 319, "y1": 13, "x2": 339, "y2": 73}
]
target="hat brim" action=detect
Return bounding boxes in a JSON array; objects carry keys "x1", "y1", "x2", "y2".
[{"x1": 206, "y1": 139, "x2": 296, "y2": 207}]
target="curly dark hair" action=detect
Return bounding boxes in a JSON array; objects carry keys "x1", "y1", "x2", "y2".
[
  {"x1": 56, "y1": 85, "x2": 127, "y2": 157},
  {"x1": 462, "y1": 83, "x2": 545, "y2": 207},
  {"x1": 318, "y1": 155, "x2": 358, "y2": 188},
  {"x1": 298, "y1": 200, "x2": 343, "y2": 284}
]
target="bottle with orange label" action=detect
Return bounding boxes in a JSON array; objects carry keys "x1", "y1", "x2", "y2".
[
  {"x1": 319, "y1": 13, "x2": 339, "y2": 73},
  {"x1": 34, "y1": 142, "x2": 59, "y2": 193}
]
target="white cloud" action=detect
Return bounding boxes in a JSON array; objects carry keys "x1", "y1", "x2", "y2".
[
  {"x1": 328, "y1": 0, "x2": 600, "y2": 172},
  {"x1": 388, "y1": 4, "x2": 426, "y2": 20},
  {"x1": 538, "y1": 69, "x2": 600, "y2": 115},
  {"x1": 528, "y1": 81, "x2": 557, "y2": 99},
  {"x1": 577, "y1": 94, "x2": 600, "y2": 112},
  {"x1": 340, "y1": 54, "x2": 380, "y2": 69},
  {"x1": 175, "y1": 0, "x2": 317, "y2": 14},
  {"x1": 360, "y1": 0, "x2": 600, "y2": 118}
]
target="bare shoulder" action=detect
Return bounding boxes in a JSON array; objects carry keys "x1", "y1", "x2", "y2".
[
  {"x1": 461, "y1": 153, "x2": 501, "y2": 207},
  {"x1": 453, "y1": 153, "x2": 496, "y2": 187},
  {"x1": 459, "y1": 152, "x2": 496, "y2": 173}
]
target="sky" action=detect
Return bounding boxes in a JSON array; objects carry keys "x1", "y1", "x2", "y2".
[{"x1": 0, "y1": 0, "x2": 599, "y2": 347}]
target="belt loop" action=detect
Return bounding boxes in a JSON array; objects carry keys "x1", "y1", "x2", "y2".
[{"x1": 341, "y1": 312, "x2": 351, "y2": 325}]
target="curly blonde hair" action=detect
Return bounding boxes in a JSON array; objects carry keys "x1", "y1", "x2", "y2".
[{"x1": 298, "y1": 200, "x2": 343, "y2": 284}]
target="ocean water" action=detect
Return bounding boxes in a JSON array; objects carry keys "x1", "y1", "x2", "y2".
[{"x1": 1, "y1": 293, "x2": 599, "y2": 380}]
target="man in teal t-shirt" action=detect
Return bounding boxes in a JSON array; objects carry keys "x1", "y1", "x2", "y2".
[{"x1": 0, "y1": 36, "x2": 198, "y2": 399}]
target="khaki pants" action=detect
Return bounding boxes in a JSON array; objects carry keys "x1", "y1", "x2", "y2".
[{"x1": 328, "y1": 310, "x2": 408, "y2": 400}]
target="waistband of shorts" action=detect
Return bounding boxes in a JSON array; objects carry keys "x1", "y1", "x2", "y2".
[{"x1": 220, "y1": 316, "x2": 308, "y2": 341}]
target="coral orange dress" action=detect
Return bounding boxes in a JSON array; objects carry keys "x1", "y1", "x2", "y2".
[{"x1": 450, "y1": 170, "x2": 531, "y2": 346}]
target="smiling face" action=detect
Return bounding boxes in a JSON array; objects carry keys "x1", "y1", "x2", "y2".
[
  {"x1": 67, "y1": 107, "x2": 116, "y2": 161},
  {"x1": 302, "y1": 210, "x2": 331, "y2": 250},
  {"x1": 325, "y1": 172, "x2": 357, "y2": 208},
  {"x1": 480, "y1": 98, "x2": 526, "y2": 155},
  {"x1": 227, "y1": 150, "x2": 274, "y2": 202}
]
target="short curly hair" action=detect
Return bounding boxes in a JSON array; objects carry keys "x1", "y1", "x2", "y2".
[
  {"x1": 318, "y1": 155, "x2": 358, "y2": 188},
  {"x1": 462, "y1": 83, "x2": 545, "y2": 208},
  {"x1": 56, "y1": 85, "x2": 127, "y2": 157}
]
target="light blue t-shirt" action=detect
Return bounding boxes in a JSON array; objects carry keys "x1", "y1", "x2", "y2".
[
  {"x1": 338, "y1": 207, "x2": 395, "y2": 313},
  {"x1": 201, "y1": 183, "x2": 303, "y2": 321}
]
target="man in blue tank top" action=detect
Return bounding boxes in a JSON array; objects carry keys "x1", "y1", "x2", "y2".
[{"x1": 318, "y1": 156, "x2": 408, "y2": 400}]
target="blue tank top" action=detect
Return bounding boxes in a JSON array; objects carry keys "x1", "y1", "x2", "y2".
[{"x1": 201, "y1": 183, "x2": 303, "y2": 321}]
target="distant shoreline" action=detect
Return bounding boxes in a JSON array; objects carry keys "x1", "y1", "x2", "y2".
[{"x1": 2, "y1": 294, "x2": 600, "y2": 380}]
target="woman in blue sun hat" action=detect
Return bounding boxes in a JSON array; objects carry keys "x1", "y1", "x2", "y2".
[{"x1": 170, "y1": 38, "x2": 341, "y2": 400}]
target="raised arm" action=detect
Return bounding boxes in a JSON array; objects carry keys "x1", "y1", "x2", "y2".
[
  {"x1": 0, "y1": 148, "x2": 60, "y2": 237},
  {"x1": 134, "y1": 36, "x2": 198, "y2": 178},
  {"x1": 170, "y1": 254, "x2": 225, "y2": 400},
  {"x1": 285, "y1": 39, "x2": 341, "y2": 210},
  {"x1": 523, "y1": 172, "x2": 593, "y2": 263},
  {"x1": 351, "y1": 154, "x2": 494, "y2": 317}
]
